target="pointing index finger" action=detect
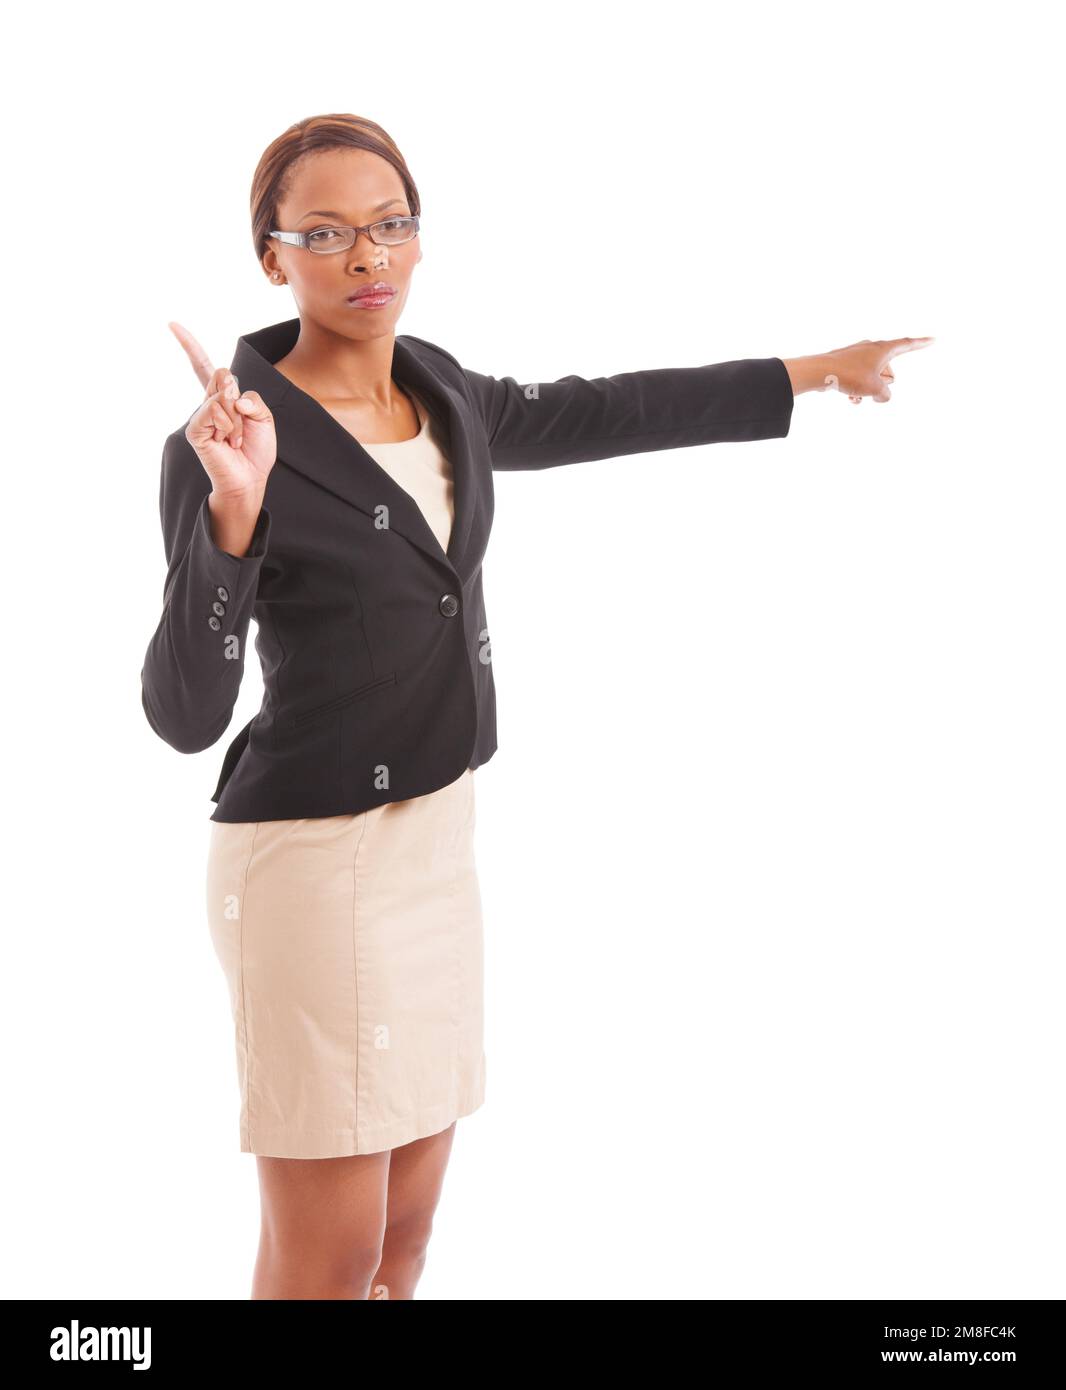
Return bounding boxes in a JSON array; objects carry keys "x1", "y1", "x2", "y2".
[
  {"x1": 168, "y1": 320, "x2": 216, "y2": 391},
  {"x1": 885, "y1": 336, "x2": 936, "y2": 357}
]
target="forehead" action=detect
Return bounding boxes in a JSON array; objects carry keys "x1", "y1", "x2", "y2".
[{"x1": 280, "y1": 148, "x2": 408, "y2": 220}]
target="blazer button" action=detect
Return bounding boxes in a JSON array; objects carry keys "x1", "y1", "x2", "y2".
[
  {"x1": 216, "y1": 585, "x2": 229, "y2": 602},
  {"x1": 208, "y1": 616, "x2": 222, "y2": 631},
  {"x1": 439, "y1": 593, "x2": 460, "y2": 617},
  {"x1": 212, "y1": 600, "x2": 226, "y2": 616}
]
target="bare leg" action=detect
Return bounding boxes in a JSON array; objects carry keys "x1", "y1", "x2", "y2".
[
  {"x1": 369, "y1": 1121, "x2": 458, "y2": 1300},
  {"x1": 252, "y1": 1151, "x2": 390, "y2": 1299}
]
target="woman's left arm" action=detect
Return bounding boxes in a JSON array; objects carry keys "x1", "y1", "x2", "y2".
[{"x1": 455, "y1": 335, "x2": 933, "y2": 472}]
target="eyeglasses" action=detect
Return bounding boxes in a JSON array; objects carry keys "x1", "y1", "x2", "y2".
[{"x1": 269, "y1": 215, "x2": 420, "y2": 255}]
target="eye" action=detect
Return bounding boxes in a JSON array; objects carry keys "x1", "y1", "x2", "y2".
[
  {"x1": 377, "y1": 218, "x2": 406, "y2": 232},
  {"x1": 308, "y1": 227, "x2": 343, "y2": 245}
]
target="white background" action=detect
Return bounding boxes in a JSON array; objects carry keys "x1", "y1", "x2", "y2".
[{"x1": 3, "y1": 0, "x2": 1062, "y2": 1301}]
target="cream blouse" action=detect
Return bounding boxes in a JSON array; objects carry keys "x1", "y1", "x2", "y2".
[{"x1": 359, "y1": 391, "x2": 454, "y2": 553}]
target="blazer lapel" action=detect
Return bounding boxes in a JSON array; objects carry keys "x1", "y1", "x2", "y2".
[{"x1": 229, "y1": 318, "x2": 475, "y2": 572}]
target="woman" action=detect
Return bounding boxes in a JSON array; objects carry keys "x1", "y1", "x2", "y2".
[{"x1": 141, "y1": 113, "x2": 932, "y2": 1300}]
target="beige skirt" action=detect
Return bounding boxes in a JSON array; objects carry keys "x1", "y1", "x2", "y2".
[{"x1": 204, "y1": 768, "x2": 486, "y2": 1159}]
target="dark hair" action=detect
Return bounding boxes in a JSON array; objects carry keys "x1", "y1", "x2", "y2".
[{"x1": 249, "y1": 113, "x2": 420, "y2": 264}]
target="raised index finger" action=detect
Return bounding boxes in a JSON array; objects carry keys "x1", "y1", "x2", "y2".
[{"x1": 168, "y1": 321, "x2": 215, "y2": 391}]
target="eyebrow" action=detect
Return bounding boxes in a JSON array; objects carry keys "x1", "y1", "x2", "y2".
[{"x1": 297, "y1": 199, "x2": 407, "y2": 224}]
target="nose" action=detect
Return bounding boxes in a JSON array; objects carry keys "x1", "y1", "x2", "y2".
[{"x1": 348, "y1": 233, "x2": 387, "y2": 271}]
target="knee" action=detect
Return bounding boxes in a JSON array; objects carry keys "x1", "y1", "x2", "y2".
[
  {"x1": 382, "y1": 1207, "x2": 435, "y2": 1264},
  {"x1": 256, "y1": 1230, "x2": 385, "y2": 1299},
  {"x1": 339, "y1": 1246, "x2": 389, "y2": 1298}
]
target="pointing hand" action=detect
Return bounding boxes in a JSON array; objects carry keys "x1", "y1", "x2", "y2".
[{"x1": 818, "y1": 336, "x2": 935, "y2": 404}]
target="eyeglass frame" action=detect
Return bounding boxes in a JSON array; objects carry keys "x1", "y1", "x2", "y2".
[{"x1": 268, "y1": 214, "x2": 420, "y2": 254}]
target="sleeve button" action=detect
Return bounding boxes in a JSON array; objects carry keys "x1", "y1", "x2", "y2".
[
  {"x1": 212, "y1": 600, "x2": 226, "y2": 616},
  {"x1": 216, "y1": 585, "x2": 230, "y2": 602},
  {"x1": 208, "y1": 616, "x2": 222, "y2": 631}
]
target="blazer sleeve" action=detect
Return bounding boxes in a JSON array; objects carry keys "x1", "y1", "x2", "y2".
[
  {"x1": 459, "y1": 356, "x2": 794, "y2": 471},
  {"x1": 140, "y1": 429, "x2": 272, "y2": 754}
]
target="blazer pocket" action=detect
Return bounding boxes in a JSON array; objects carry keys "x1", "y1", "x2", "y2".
[{"x1": 291, "y1": 672, "x2": 397, "y2": 727}]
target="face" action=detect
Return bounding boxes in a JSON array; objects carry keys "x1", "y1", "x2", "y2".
[{"x1": 264, "y1": 147, "x2": 422, "y2": 340}]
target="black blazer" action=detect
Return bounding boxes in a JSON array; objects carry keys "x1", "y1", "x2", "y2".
[{"x1": 141, "y1": 317, "x2": 794, "y2": 821}]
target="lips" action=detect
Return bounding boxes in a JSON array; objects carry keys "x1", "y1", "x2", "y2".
[{"x1": 348, "y1": 282, "x2": 396, "y2": 302}]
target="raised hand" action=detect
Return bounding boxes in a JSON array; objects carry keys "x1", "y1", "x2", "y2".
[
  {"x1": 168, "y1": 321, "x2": 277, "y2": 500},
  {"x1": 818, "y1": 336, "x2": 935, "y2": 404}
]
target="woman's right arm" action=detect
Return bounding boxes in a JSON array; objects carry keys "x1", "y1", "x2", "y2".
[{"x1": 140, "y1": 324, "x2": 278, "y2": 755}]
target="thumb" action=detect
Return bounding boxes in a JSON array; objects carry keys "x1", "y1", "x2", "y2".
[{"x1": 233, "y1": 389, "x2": 271, "y2": 421}]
